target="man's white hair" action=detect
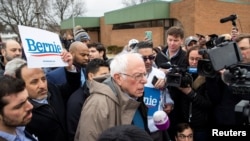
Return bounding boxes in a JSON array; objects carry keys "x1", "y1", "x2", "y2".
[{"x1": 110, "y1": 53, "x2": 142, "y2": 77}]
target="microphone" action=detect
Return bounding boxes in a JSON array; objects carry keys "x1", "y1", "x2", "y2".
[
  {"x1": 220, "y1": 14, "x2": 237, "y2": 23},
  {"x1": 153, "y1": 111, "x2": 170, "y2": 130}
]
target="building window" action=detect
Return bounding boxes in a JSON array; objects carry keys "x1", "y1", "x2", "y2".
[{"x1": 112, "y1": 19, "x2": 172, "y2": 30}]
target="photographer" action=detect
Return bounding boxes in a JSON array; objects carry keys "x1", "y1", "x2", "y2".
[
  {"x1": 154, "y1": 26, "x2": 188, "y2": 140},
  {"x1": 212, "y1": 33, "x2": 250, "y2": 126},
  {"x1": 177, "y1": 46, "x2": 212, "y2": 141},
  {"x1": 201, "y1": 34, "x2": 248, "y2": 128},
  {"x1": 155, "y1": 26, "x2": 188, "y2": 74}
]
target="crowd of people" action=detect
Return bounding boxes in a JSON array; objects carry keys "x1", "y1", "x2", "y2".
[{"x1": 0, "y1": 24, "x2": 249, "y2": 141}]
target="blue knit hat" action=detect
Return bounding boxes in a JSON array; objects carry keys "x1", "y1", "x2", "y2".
[{"x1": 74, "y1": 29, "x2": 91, "y2": 41}]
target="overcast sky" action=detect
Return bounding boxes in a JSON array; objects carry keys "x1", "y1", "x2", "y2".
[
  {"x1": 83, "y1": 0, "x2": 175, "y2": 17},
  {"x1": 84, "y1": 0, "x2": 125, "y2": 17}
]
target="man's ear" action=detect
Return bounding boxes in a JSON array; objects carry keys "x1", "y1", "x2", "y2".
[
  {"x1": 100, "y1": 51, "x2": 104, "y2": 58},
  {"x1": 113, "y1": 73, "x2": 123, "y2": 85},
  {"x1": 1, "y1": 48, "x2": 5, "y2": 56},
  {"x1": 88, "y1": 73, "x2": 94, "y2": 80}
]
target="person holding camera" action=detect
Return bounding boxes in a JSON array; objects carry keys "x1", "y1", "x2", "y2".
[
  {"x1": 154, "y1": 26, "x2": 188, "y2": 140},
  {"x1": 155, "y1": 26, "x2": 188, "y2": 74},
  {"x1": 177, "y1": 46, "x2": 212, "y2": 141},
  {"x1": 211, "y1": 33, "x2": 250, "y2": 127}
]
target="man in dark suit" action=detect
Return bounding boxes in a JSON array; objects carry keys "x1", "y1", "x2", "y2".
[
  {"x1": 14, "y1": 51, "x2": 81, "y2": 141},
  {"x1": 46, "y1": 41, "x2": 89, "y2": 86}
]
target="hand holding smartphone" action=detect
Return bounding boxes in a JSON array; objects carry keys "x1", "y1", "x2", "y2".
[
  {"x1": 145, "y1": 31, "x2": 152, "y2": 41},
  {"x1": 152, "y1": 75, "x2": 158, "y2": 85}
]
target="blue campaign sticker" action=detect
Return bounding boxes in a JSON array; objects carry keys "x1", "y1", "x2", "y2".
[{"x1": 144, "y1": 87, "x2": 161, "y2": 116}]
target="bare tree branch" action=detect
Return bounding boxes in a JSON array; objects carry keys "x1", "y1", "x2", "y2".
[{"x1": 0, "y1": 0, "x2": 86, "y2": 33}]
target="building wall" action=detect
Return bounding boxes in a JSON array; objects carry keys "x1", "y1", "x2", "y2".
[
  {"x1": 170, "y1": 0, "x2": 250, "y2": 38},
  {"x1": 88, "y1": 31, "x2": 99, "y2": 43},
  {"x1": 87, "y1": 0, "x2": 250, "y2": 47},
  {"x1": 99, "y1": 17, "x2": 164, "y2": 47},
  {"x1": 109, "y1": 27, "x2": 164, "y2": 47},
  {"x1": 100, "y1": 17, "x2": 113, "y2": 47}
]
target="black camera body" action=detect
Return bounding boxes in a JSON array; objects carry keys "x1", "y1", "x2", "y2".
[
  {"x1": 202, "y1": 14, "x2": 250, "y2": 125},
  {"x1": 198, "y1": 40, "x2": 243, "y2": 77},
  {"x1": 223, "y1": 64, "x2": 250, "y2": 96},
  {"x1": 197, "y1": 33, "x2": 250, "y2": 124},
  {"x1": 226, "y1": 64, "x2": 250, "y2": 125},
  {"x1": 165, "y1": 65, "x2": 194, "y2": 88}
]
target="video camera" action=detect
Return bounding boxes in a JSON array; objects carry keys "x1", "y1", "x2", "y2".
[
  {"x1": 222, "y1": 64, "x2": 250, "y2": 95},
  {"x1": 197, "y1": 38, "x2": 250, "y2": 124},
  {"x1": 197, "y1": 13, "x2": 242, "y2": 78},
  {"x1": 197, "y1": 39, "x2": 243, "y2": 77},
  {"x1": 160, "y1": 62, "x2": 197, "y2": 87},
  {"x1": 226, "y1": 64, "x2": 250, "y2": 125},
  {"x1": 198, "y1": 14, "x2": 250, "y2": 125}
]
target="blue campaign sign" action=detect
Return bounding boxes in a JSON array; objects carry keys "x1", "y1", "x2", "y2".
[{"x1": 144, "y1": 87, "x2": 161, "y2": 116}]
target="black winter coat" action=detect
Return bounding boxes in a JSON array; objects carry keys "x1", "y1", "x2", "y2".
[{"x1": 25, "y1": 69, "x2": 81, "y2": 141}]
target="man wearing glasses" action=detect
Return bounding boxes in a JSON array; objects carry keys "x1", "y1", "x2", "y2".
[
  {"x1": 175, "y1": 123, "x2": 193, "y2": 141},
  {"x1": 75, "y1": 53, "x2": 150, "y2": 141},
  {"x1": 133, "y1": 41, "x2": 174, "y2": 141}
]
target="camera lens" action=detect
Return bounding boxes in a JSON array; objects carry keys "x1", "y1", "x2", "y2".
[
  {"x1": 202, "y1": 63, "x2": 214, "y2": 75},
  {"x1": 198, "y1": 59, "x2": 217, "y2": 77}
]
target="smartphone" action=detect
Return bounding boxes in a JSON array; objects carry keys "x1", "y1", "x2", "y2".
[
  {"x1": 145, "y1": 31, "x2": 152, "y2": 41},
  {"x1": 152, "y1": 75, "x2": 158, "y2": 85}
]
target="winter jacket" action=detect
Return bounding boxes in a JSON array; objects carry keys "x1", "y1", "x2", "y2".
[
  {"x1": 25, "y1": 69, "x2": 80, "y2": 141},
  {"x1": 74, "y1": 76, "x2": 149, "y2": 141}
]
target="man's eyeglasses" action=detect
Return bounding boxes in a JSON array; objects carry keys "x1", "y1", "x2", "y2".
[
  {"x1": 142, "y1": 55, "x2": 155, "y2": 62},
  {"x1": 120, "y1": 73, "x2": 147, "y2": 81},
  {"x1": 177, "y1": 134, "x2": 193, "y2": 140}
]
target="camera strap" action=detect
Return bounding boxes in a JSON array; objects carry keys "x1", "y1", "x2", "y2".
[
  {"x1": 192, "y1": 76, "x2": 206, "y2": 90},
  {"x1": 160, "y1": 50, "x2": 170, "y2": 61},
  {"x1": 188, "y1": 102, "x2": 192, "y2": 123}
]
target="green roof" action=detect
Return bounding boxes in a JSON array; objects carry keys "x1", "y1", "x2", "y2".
[
  {"x1": 104, "y1": 1, "x2": 170, "y2": 24},
  {"x1": 219, "y1": 0, "x2": 250, "y2": 4},
  {"x1": 60, "y1": 17, "x2": 100, "y2": 30}
]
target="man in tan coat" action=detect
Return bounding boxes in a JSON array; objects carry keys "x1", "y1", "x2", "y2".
[{"x1": 74, "y1": 53, "x2": 150, "y2": 141}]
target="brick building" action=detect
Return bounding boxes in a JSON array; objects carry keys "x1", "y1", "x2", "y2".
[{"x1": 60, "y1": 0, "x2": 250, "y2": 47}]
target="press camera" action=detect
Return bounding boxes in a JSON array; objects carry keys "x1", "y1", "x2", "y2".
[
  {"x1": 197, "y1": 39, "x2": 243, "y2": 77},
  {"x1": 160, "y1": 63, "x2": 196, "y2": 87},
  {"x1": 197, "y1": 38, "x2": 250, "y2": 124},
  {"x1": 197, "y1": 31, "x2": 250, "y2": 125}
]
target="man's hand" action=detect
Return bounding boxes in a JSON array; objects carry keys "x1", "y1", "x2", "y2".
[
  {"x1": 163, "y1": 103, "x2": 174, "y2": 114},
  {"x1": 61, "y1": 50, "x2": 75, "y2": 71},
  {"x1": 178, "y1": 86, "x2": 192, "y2": 95},
  {"x1": 153, "y1": 78, "x2": 166, "y2": 89},
  {"x1": 159, "y1": 68, "x2": 170, "y2": 74}
]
